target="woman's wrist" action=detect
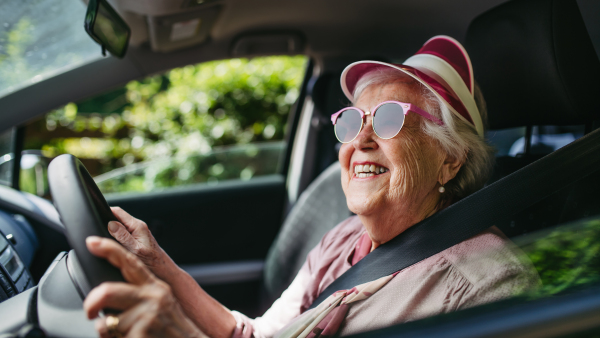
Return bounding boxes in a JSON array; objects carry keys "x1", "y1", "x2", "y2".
[{"x1": 151, "y1": 248, "x2": 182, "y2": 283}]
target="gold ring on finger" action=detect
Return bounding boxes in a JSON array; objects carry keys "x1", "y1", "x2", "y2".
[{"x1": 106, "y1": 315, "x2": 123, "y2": 338}]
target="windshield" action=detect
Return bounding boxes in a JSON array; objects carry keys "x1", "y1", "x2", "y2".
[{"x1": 0, "y1": 0, "x2": 102, "y2": 98}]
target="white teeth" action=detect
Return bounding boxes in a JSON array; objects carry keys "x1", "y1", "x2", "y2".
[{"x1": 353, "y1": 164, "x2": 388, "y2": 177}]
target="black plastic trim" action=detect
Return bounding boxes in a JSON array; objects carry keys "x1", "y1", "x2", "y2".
[
  {"x1": 26, "y1": 286, "x2": 38, "y2": 326},
  {"x1": 10, "y1": 127, "x2": 24, "y2": 190}
]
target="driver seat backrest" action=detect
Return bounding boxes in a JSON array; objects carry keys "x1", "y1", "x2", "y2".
[
  {"x1": 466, "y1": 0, "x2": 600, "y2": 237},
  {"x1": 262, "y1": 161, "x2": 349, "y2": 303}
]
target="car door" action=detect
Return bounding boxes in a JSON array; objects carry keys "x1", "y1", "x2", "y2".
[{"x1": 21, "y1": 56, "x2": 311, "y2": 315}]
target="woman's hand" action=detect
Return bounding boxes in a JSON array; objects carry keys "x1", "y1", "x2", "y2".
[
  {"x1": 107, "y1": 207, "x2": 173, "y2": 279},
  {"x1": 84, "y1": 236, "x2": 205, "y2": 338}
]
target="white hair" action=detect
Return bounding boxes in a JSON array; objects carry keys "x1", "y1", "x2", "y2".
[{"x1": 353, "y1": 69, "x2": 494, "y2": 203}]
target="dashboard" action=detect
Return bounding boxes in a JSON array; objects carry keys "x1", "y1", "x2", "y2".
[
  {"x1": 0, "y1": 184, "x2": 97, "y2": 337},
  {"x1": 0, "y1": 208, "x2": 37, "y2": 301}
]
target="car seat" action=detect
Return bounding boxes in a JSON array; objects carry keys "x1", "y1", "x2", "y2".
[{"x1": 262, "y1": 161, "x2": 350, "y2": 304}]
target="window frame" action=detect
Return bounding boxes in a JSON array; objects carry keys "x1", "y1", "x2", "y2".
[{"x1": 16, "y1": 56, "x2": 314, "y2": 196}]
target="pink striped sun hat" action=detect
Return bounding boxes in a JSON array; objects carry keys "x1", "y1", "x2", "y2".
[{"x1": 340, "y1": 35, "x2": 484, "y2": 137}]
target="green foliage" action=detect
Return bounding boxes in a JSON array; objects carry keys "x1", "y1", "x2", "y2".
[
  {"x1": 23, "y1": 56, "x2": 306, "y2": 191},
  {"x1": 518, "y1": 218, "x2": 600, "y2": 298}
]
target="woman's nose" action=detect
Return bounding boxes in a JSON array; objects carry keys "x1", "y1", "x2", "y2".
[{"x1": 352, "y1": 115, "x2": 379, "y2": 150}]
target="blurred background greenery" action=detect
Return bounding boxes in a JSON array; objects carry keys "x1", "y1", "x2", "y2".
[
  {"x1": 22, "y1": 55, "x2": 307, "y2": 194},
  {"x1": 518, "y1": 218, "x2": 600, "y2": 299}
]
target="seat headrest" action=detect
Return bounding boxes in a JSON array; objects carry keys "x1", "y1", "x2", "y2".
[
  {"x1": 466, "y1": 0, "x2": 600, "y2": 130},
  {"x1": 309, "y1": 72, "x2": 348, "y2": 116}
]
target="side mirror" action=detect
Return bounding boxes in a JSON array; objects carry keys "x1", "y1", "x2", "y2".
[
  {"x1": 0, "y1": 150, "x2": 52, "y2": 198},
  {"x1": 19, "y1": 151, "x2": 52, "y2": 199},
  {"x1": 84, "y1": 0, "x2": 131, "y2": 58}
]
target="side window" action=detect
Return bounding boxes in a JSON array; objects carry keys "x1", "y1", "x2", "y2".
[
  {"x1": 23, "y1": 56, "x2": 307, "y2": 195},
  {"x1": 486, "y1": 125, "x2": 585, "y2": 157}
]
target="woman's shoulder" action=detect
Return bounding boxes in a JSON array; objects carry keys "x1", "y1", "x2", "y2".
[{"x1": 440, "y1": 226, "x2": 541, "y2": 290}]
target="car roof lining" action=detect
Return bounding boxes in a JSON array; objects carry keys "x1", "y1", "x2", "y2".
[{"x1": 115, "y1": 0, "x2": 507, "y2": 52}]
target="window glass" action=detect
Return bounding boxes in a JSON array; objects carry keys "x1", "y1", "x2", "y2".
[
  {"x1": 486, "y1": 125, "x2": 585, "y2": 157},
  {"x1": 431, "y1": 213, "x2": 600, "y2": 323},
  {"x1": 23, "y1": 55, "x2": 308, "y2": 194},
  {"x1": 486, "y1": 127, "x2": 526, "y2": 157},
  {"x1": 0, "y1": 0, "x2": 101, "y2": 98},
  {"x1": 0, "y1": 129, "x2": 14, "y2": 186},
  {"x1": 516, "y1": 216, "x2": 600, "y2": 300}
]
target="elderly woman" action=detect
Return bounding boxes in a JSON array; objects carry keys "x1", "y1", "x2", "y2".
[{"x1": 84, "y1": 36, "x2": 539, "y2": 338}]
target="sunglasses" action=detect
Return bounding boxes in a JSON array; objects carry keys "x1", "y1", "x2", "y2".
[{"x1": 330, "y1": 101, "x2": 444, "y2": 143}]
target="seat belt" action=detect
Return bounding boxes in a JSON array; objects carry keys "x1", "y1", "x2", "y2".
[{"x1": 310, "y1": 127, "x2": 600, "y2": 309}]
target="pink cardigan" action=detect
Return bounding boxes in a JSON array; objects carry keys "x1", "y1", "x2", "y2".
[{"x1": 231, "y1": 216, "x2": 540, "y2": 338}]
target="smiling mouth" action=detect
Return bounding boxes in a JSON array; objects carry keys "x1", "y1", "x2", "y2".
[{"x1": 354, "y1": 164, "x2": 389, "y2": 178}]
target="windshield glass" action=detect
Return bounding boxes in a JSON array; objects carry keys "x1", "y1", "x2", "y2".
[{"x1": 0, "y1": 0, "x2": 101, "y2": 98}]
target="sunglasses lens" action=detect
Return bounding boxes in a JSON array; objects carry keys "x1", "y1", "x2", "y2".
[
  {"x1": 373, "y1": 103, "x2": 405, "y2": 139},
  {"x1": 335, "y1": 109, "x2": 363, "y2": 142}
]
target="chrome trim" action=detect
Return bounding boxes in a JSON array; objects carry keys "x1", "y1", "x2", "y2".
[{"x1": 181, "y1": 260, "x2": 264, "y2": 286}]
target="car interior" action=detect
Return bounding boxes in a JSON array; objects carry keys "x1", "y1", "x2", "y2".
[{"x1": 0, "y1": 0, "x2": 599, "y2": 337}]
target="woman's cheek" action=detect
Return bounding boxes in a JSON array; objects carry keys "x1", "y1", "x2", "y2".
[
  {"x1": 338, "y1": 143, "x2": 353, "y2": 171},
  {"x1": 387, "y1": 135, "x2": 428, "y2": 199}
]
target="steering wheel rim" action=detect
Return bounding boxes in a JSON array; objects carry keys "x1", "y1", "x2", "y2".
[{"x1": 48, "y1": 154, "x2": 125, "y2": 293}]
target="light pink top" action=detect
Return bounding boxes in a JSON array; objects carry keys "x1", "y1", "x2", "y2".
[{"x1": 231, "y1": 216, "x2": 540, "y2": 338}]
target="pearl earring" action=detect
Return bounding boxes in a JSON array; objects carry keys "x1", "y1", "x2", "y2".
[{"x1": 439, "y1": 185, "x2": 445, "y2": 193}]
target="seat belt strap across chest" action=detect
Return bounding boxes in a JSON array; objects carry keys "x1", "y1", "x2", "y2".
[{"x1": 309, "y1": 127, "x2": 600, "y2": 309}]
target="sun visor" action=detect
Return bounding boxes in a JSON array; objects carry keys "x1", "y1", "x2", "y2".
[
  {"x1": 231, "y1": 33, "x2": 304, "y2": 58},
  {"x1": 147, "y1": 5, "x2": 221, "y2": 53}
]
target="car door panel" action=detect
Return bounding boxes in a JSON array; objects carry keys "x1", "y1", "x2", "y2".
[
  {"x1": 182, "y1": 260, "x2": 265, "y2": 317},
  {"x1": 105, "y1": 174, "x2": 286, "y2": 265}
]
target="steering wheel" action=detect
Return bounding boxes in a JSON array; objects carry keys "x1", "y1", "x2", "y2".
[{"x1": 48, "y1": 154, "x2": 125, "y2": 294}]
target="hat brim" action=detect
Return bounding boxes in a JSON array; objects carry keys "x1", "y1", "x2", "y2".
[{"x1": 340, "y1": 60, "x2": 484, "y2": 137}]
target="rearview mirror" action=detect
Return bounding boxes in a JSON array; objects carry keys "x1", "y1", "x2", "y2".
[{"x1": 84, "y1": 0, "x2": 131, "y2": 58}]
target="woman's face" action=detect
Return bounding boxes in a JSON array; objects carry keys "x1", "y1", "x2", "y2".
[{"x1": 339, "y1": 80, "x2": 446, "y2": 240}]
